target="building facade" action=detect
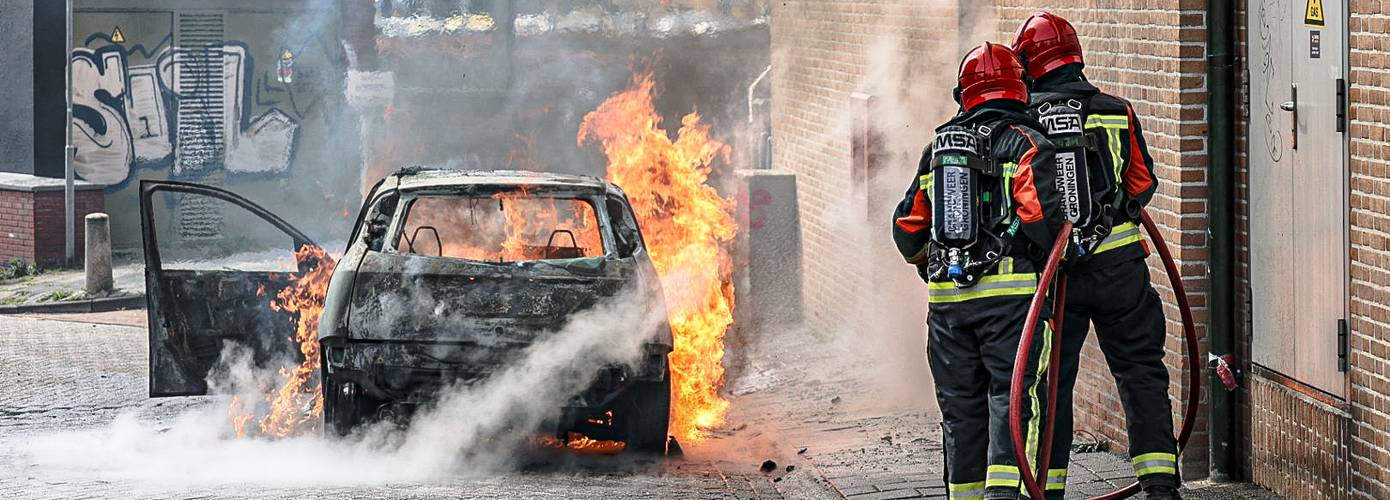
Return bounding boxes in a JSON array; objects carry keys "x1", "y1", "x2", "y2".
[{"x1": 771, "y1": 1, "x2": 1386, "y2": 497}]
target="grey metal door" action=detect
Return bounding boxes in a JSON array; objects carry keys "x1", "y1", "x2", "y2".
[{"x1": 1248, "y1": 0, "x2": 1348, "y2": 398}]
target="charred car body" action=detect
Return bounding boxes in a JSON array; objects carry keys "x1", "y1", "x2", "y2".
[{"x1": 141, "y1": 169, "x2": 674, "y2": 451}]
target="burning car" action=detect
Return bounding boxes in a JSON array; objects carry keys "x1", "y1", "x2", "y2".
[{"x1": 140, "y1": 168, "x2": 674, "y2": 452}]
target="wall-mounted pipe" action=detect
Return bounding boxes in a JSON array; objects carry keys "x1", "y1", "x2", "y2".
[{"x1": 1206, "y1": 0, "x2": 1239, "y2": 482}]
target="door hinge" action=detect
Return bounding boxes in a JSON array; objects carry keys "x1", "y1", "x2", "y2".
[
  {"x1": 1338, "y1": 318, "x2": 1349, "y2": 372},
  {"x1": 1336, "y1": 78, "x2": 1348, "y2": 134}
]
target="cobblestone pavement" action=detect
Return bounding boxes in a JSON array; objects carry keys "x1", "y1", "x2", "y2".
[
  {"x1": 718, "y1": 328, "x2": 1282, "y2": 500},
  {"x1": 0, "y1": 316, "x2": 830, "y2": 500},
  {"x1": 0, "y1": 313, "x2": 1277, "y2": 499}
]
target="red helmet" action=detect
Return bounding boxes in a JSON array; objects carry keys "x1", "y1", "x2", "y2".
[
  {"x1": 1011, "y1": 12, "x2": 1084, "y2": 80},
  {"x1": 956, "y1": 42, "x2": 1029, "y2": 111}
]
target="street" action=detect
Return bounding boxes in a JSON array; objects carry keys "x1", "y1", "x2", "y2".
[{"x1": 0, "y1": 312, "x2": 1272, "y2": 499}]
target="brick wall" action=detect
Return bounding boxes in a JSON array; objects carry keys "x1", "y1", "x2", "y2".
[
  {"x1": 989, "y1": 1, "x2": 1213, "y2": 477},
  {"x1": 0, "y1": 189, "x2": 104, "y2": 268},
  {"x1": 1345, "y1": 3, "x2": 1390, "y2": 497},
  {"x1": 770, "y1": 0, "x2": 963, "y2": 339},
  {"x1": 0, "y1": 191, "x2": 37, "y2": 264},
  {"x1": 772, "y1": 0, "x2": 1214, "y2": 478}
]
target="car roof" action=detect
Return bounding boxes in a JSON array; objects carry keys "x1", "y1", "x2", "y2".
[{"x1": 392, "y1": 168, "x2": 613, "y2": 193}]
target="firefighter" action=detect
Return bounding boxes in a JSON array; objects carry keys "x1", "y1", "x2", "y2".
[
  {"x1": 1011, "y1": 12, "x2": 1178, "y2": 500},
  {"x1": 892, "y1": 42, "x2": 1064, "y2": 500}
]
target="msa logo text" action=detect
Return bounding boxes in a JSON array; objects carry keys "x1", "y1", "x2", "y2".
[
  {"x1": 1043, "y1": 113, "x2": 1083, "y2": 135},
  {"x1": 934, "y1": 131, "x2": 978, "y2": 155}
]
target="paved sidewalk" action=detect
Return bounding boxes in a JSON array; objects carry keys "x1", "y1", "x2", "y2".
[
  {"x1": 0, "y1": 262, "x2": 143, "y2": 308},
  {"x1": 718, "y1": 328, "x2": 1280, "y2": 500}
]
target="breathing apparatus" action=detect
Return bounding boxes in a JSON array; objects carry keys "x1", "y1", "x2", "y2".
[
  {"x1": 926, "y1": 124, "x2": 1015, "y2": 287},
  {"x1": 1035, "y1": 97, "x2": 1115, "y2": 257}
]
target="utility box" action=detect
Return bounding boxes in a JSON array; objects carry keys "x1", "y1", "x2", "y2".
[
  {"x1": 0, "y1": 173, "x2": 105, "y2": 268},
  {"x1": 733, "y1": 170, "x2": 804, "y2": 343}
]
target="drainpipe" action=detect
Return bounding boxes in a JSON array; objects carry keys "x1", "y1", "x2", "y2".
[{"x1": 1206, "y1": 0, "x2": 1238, "y2": 482}]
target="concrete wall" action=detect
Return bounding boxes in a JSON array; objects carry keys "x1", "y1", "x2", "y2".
[
  {"x1": 70, "y1": 0, "x2": 360, "y2": 251},
  {"x1": 0, "y1": 1, "x2": 36, "y2": 176}
]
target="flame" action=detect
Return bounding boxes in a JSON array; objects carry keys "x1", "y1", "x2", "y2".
[
  {"x1": 578, "y1": 71, "x2": 736, "y2": 441},
  {"x1": 536, "y1": 432, "x2": 627, "y2": 454},
  {"x1": 403, "y1": 192, "x2": 604, "y2": 262},
  {"x1": 229, "y1": 245, "x2": 335, "y2": 439}
]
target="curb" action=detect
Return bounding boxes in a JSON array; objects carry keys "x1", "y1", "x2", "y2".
[{"x1": 0, "y1": 294, "x2": 146, "y2": 315}]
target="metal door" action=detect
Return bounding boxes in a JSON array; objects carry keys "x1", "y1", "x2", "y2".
[{"x1": 1248, "y1": 0, "x2": 1349, "y2": 398}]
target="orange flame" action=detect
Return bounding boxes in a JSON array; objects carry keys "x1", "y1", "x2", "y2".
[
  {"x1": 229, "y1": 245, "x2": 335, "y2": 439},
  {"x1": 537, "y1": 432, "x2": 628, "y2": 454},
  {"x1": 578, "y1": 71, "x2": 736, "y2": 441}
]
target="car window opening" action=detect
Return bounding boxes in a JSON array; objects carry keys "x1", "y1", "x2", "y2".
[{"x1": 399, "y1": 193, "x2": 606, "y2": 263}]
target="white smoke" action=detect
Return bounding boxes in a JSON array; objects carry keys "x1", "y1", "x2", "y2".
[{"x1": 15, "y1": 286, "x2": 666, "y2": 488}]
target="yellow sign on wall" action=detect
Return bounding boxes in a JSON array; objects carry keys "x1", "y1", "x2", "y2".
[
  {"x1": 1305, "y1": 0, "x2": 1325, "y2": 27},
  {"x1": 110, "y1": 26, "x2": 126, "y2": 43}
]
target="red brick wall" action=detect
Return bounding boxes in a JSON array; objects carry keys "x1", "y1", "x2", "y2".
[
  {"x1": 990, "y1": 1, "x2": 1213, "y2": 477},
  {"x1": 770, "y1": 1, "x2": 963, "y2": 339},
  {"x1": 0, "y1": 189, "x2": 104, "y2": 268},
  {"x1": 0, "y1": 191, "x2": 37, "y2": 265},
  {"x1": 1345, "y1": 4, "x2": 1390, "y2": 497}
]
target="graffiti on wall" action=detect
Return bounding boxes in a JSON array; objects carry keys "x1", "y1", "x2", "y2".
[{"x1": 71, "y1": 27, "x2": 319, "y2": 186}]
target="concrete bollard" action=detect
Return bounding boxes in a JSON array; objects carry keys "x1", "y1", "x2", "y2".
[{"x1": 85, "y1": 213, "x2": 114, "y2": 296}]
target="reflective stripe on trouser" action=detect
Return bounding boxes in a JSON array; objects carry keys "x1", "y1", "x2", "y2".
[
  {"x1": 1133, "y1": 452, "x2": 1178, "y2": 476},
  {"x1": 927, "y1": 293, "x2": 1051, "y2": 500},
  {"x1": 1094, "y1": 221, "x2": 1144, "y2": 255},
  {"x1": 1046, "y1": 469, "x2": 1068, "y2": 492},
  {"x1": 949, "y1": 481, "x2": 986, "y2": 500},
  {"x1": 1049, "y1": 257, "x2": 1180, "y2": 491},
  {"x1": 928, "y1": 258, "x2": 1039, "y2": 304}
]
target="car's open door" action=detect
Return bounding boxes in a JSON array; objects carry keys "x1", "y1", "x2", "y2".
[{"x1": 140, "y1": 180, "x2": 326, "y2": 397}]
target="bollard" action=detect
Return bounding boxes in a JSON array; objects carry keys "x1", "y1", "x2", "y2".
[{"x1": 84, "y1": 213, "x2": 114, "y2": 296}]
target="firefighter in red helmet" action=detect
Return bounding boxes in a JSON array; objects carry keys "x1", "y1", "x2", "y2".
[
  {"x1": 1012, "y1": 12, "x2": 1177, "y2": 500},
  {"x1": 892, "y1": 42, "x2": 1065, "y2": 500}
]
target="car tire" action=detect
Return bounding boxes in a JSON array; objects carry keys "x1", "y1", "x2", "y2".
[
  {"x1": 323, "y1": 373, "x2": 376, "y2": 437},
  {"x1": 618, "y1": 370, "x2": 671, "y2": 454}
]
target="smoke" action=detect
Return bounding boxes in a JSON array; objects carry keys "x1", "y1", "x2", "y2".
[
  {"x1": 780, "y1": 0, "x2": 1000, "y2": 408},
  {"x1": 15, "y1": 286, "x2": 667, "y2": 488}
]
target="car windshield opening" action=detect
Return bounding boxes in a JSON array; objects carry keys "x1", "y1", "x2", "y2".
[{"x1": 398, "y1": 193, "x2": 606, "y2": 262}]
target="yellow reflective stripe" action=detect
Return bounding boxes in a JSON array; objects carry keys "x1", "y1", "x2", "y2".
[
  {"x1": 986, "y1": 465, "x2": 1020, "y2": 489},
  {"x1": 949, "y1": 481, "x2": 986, "y2": 500},
  {"x1": 1046, "y1": 469, "x2": 1068, "y2": 491},
  {"x1": 1109, "y1": 129, "x2": 1124, "y2": 180},
  {"x1": 920, "y1": 173, "x2": 934, "y2": 192},
  {"x1": 1021, "y1": 321, "x2": 1053, "y2": 494},
  {"x1": 998, "y1": 256, "x2": 1014, "y2": 274},
  {"x1": 927, "y1": 273, "x2": 1039, "y2": 303},
  {"x1": 1094, "y1": 222, "x2": 1144, "y2": 254},
  {"x1": 1132, "y1": 452, "x2": 1178, "y2": 476},
  {"x1": 1085, "y1": 115, "x2": 1128, "y2": 129}
]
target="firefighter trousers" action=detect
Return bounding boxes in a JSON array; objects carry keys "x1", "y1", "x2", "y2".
[
  {"x1": 929, "y1": 294, "x2": 1053, "y2": 500},
  {"x1": 1049, "y1": 257, "x2": 1179, "y2": 497}
]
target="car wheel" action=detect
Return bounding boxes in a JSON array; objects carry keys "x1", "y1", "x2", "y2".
[
  {"x1": 323, "y1": 373, "x2": 375, "y2": 437},
  {"x1": 618, "y1": 370, "x2": 671, "y2": 454}
]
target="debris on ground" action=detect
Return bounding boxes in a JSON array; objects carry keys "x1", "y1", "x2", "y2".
[
  {"x1": 759, "y1": 460, "x2": 776, "y2": 473},
  {"x1": 829, "y1": 396, "x2": 841, "y2": 405}
]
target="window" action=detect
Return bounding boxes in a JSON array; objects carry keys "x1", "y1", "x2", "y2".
[{"x1": 397, "y1": 194, "x2": 605, "y2": 262}]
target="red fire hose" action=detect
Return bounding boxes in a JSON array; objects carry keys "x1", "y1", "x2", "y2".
[{"x1": 1009, "y1": 208, "x2": 1202, "y2": 500}]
